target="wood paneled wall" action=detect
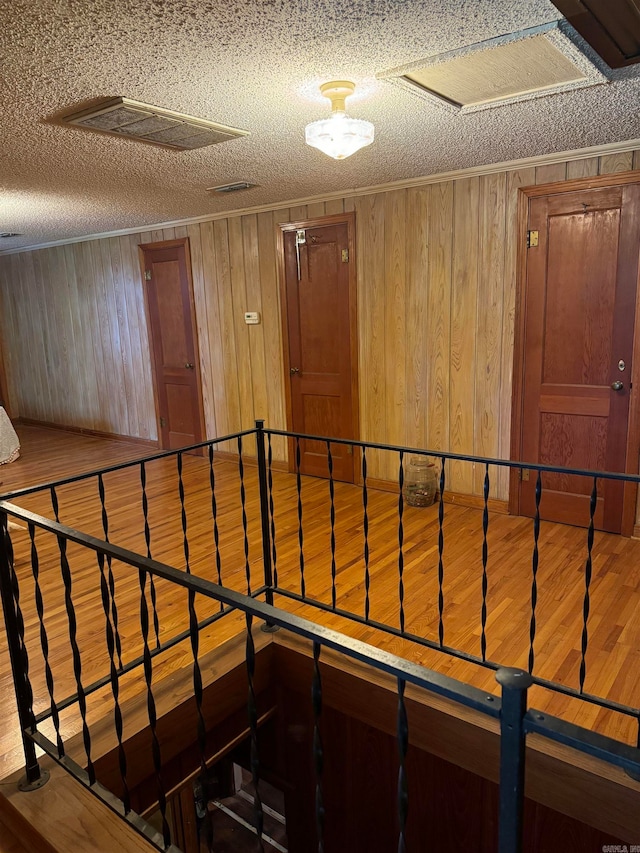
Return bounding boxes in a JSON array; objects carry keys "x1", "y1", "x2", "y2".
[{"x1": 1, "y1": 149, "x2": 639, "y2": 495}]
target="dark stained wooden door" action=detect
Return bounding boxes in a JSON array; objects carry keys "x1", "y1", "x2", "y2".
[
  {"x1": 520, "y1": 184, "x2": 640, "y2": 532},
  {"x1": 282, "y1": 220, "x2": 357, "y2": 482},
  {"x1": 141, "y1": 239, "x2": 205, "y2": 450}
]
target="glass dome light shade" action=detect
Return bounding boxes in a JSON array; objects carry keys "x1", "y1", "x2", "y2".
[{"x1": 305, "y1": 112, "x2": 374, "y2": 160}]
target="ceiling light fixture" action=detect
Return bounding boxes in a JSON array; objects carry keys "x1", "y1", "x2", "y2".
[{"x1": 305, "y1": 81, "x2": 374, "y2": 160}]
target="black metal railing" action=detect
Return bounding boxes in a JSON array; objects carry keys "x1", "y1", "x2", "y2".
[{"x1": 2, "y1": 422, "x2": 640, "y2": 851}]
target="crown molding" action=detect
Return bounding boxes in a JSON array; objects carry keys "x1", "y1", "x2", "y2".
[{"x1": 1, "y1": 137, "x2": 638, "y2": 257}]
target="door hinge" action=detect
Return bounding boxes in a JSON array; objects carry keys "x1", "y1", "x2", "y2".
[
  {"x1": 144, "y1": 269, "x2": 152, "y2": 280},
  {"x1": 519, "y1": 468, "x2": 530, "y2": 481},
  {"x1": 526, "y1": 230, "x2": 539, "y2": 248},
  {"x1": 159, "y1": 416, "x2": 166, "y2": 428},
  {"x1": 346, "y1": 444, "x2": 353, "y2": 455},
  {"x1": 341, "y1": 248, "x2": 349, "y2": 263}
]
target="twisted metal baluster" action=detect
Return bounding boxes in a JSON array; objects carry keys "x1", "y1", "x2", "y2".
[
  {"x1": 528, "y1": 471, "x2": 542, "y2": 675},
  {"x1": 398, "y1": 451, "x2": 406, "y2": 634},
  {"x1": 139, "y1": 461, "x2": 160, "y2": 648},
  {"x1": 177, "y1": 452, "x2": 191, "y2": 574},
  {"x1": 138, "y1": 566, "x2": 170, "y2": 846},
  {"x1": 177, "y1": 454, "x2": 209, "y2": 804},
  {"x1": 7, "y1": 524, "x2": 35, "y2": 735},
  {"x1": 246, "y1": 612, "x2": 265, "y2": 850},
  {"x1": 312, "y1": 642, "x2": 325, "y2": 853},
  {"x1": 50, "y1": 484, "x2": 60, "y2": 523},
  {"x1": 326, "y1": 442, "x2": 337, "y2": 611},
  {"x1": 267, "y1": 435, "x2": 278, "y2": 590},
  {"x1": 397, "y1": 677, "x2": 409, "y2": 853},
  {"x1": 579, "y1": 477, "x2": 598, "y2": 694},
  {"x1": 208, "y1": 445, "x2": 224, "y2": 613},
  {"x1": 97, "y1": 551, "x2": 130, "y2": 812},
  {"x1": 56, "y1": 533, "x2": 95, "y2": 784},
  {"x1": 362, "y1": 447, "x2": 370, "y2": 622},
  {"x1": 295, "y1": 437, "x2": 305, "y2": 599},
  {"x1": 238, "y1": 436, "x2": 252, "y2": 596},
  {"x1": 437, "y1": 457, "x2": 446, "y2": 648},
  {"x1": 28, "y1": 523, "x2": 63, "y2": 756},
  {"x1": 97, "y1": 474, "x2": 123, "y2": 670},
  {"x1": 480, "y1": 464, "x2": 490, "y2": 663}
]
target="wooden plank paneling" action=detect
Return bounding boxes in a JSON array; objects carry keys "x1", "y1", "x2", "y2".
[
  {"x1": 305, "y1": 201, "x2": 326, "y2": 218},
  {"x1": 450, "y1": 177, "x2": 480, "y2": 494},
  {"x1": 242, "y1": 214, "x2": 269, "y2": 423},
  {"x1": 475, "y1": 173, "x2": 506, "y2": 496},
  {"x1": 499, "y1": 168, "x2": 536, "y2": 500},
  {"x1": 185, "y1": 222, "x2": 219, "y2": 438},
  {"x1": 535, "y1": 162, "x2": 567, "y2": 184},
  {"x1": 227, "y1": 217, "x2": 254, "y2": 429},
  {"x1": 384, "y1": 190, "x2": 406, "y2": 479},
  {"x1": 213, "y1": 219, "x2": 243, "y2": 439},
  {"x1": 355, "y1": 193, "x2": 386, "y2": 479},
  {"x1": 3, "y1": 152, "x2": 640, "y2": 503},
  {"x1": 599, "y1": 152, "x2": 634, "y2": 174},
  {"x1": 257, "y1": 210, "x2": 287, "y2": 461},
  {"x1": 405, "y1": 187, "x2": 429, "y2": 450},
  {"x1": 426, "y1": 182, "x2": 453, "y2": 453},
  {"x1": 325, "y1": 198, "x2": 344, "y2": 215},
  {"x1": 566, "y1": 158, "x2": 599, "y2": 179}
]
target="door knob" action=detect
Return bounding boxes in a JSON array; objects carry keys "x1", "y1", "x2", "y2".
[
  {"x1": 611, "y1": 380, "x2": 624, "y2": 391},
  {"x1": 290, "y1": 367, "x2": 300, "y2": 375},
  {"x1": 185, "y1": 362, "x2": 194, "y2": 369}
]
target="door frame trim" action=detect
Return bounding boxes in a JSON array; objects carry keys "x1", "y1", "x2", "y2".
[
  {"x1": 138, "y1": 237, "x2": 207, "y2": 451},
  {"x1": 276, "y1": 212, "x2": 360, "y2": 475},
  {"x1": 509, "y1": 171, "x2": 640, "y2": 534}
]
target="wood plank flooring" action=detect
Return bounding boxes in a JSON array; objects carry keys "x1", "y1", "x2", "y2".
[{"x1": 1, "y1": 425, "x2": 640, "y2": 787}]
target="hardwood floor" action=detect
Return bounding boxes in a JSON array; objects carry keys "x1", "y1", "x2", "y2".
[{"x1": 1, "y1": 424, "x2": 640, "y2": 788}]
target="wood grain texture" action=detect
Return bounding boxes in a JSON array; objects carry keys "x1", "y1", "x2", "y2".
[
  {"x1": 2, "y1": 424, "x2": 640, "y2": 795},
  {"x1": 450, "y1": 177, "x2": 479, "y2": 493},
  {"x1": 566, "y1": 157, "x2": 599, "y2": 179},
  {"x1": 355, "y1": 193, "x2": 386, "y2": 479},
  {"x1": 599, "y1": 151, "x2": 634, "y2": 174},
  {"x1": 500, "y1": 168, "x2": 536, "y2": 501},
  {"x1": 384, "y1": 190, "x2": 407, "y2": 479},
  {"x1": 2, "y1": 158, "x2": 640, "y2": 499},
  {"x1": 475, "y1": 173, "x2": 506, "y2": 497},
  {"x1": 426, "y1": 182, "x2": 453, "y2": 453},
  {"x1": 405, "y1": 187, "x2": 429, "y2": 450},
  {"x1": 535, "y1": 162, "x2": 567, "y2": 184}
]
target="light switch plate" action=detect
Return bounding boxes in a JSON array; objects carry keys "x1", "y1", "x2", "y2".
[{"x1": 244, "y1": 311, "x2": 260, "y2": 325}]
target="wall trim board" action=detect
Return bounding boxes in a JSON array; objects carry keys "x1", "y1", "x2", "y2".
[
  {"x1": 15, "y1": 417, "x2": 159, "y2": 448},
  {"x1": 2, "y1": 138, "x2": 639, "y2": 257},
  {"x1": 365, "y1": 475, "x2": 509, "y2": 514}
]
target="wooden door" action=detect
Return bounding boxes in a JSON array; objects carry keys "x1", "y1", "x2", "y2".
[
  {"x1": 518, "y1": 183, "x2": 640, "y2": 533},
  {"x1": 281, "y1": 216, "x2": 358, "y2": 482},
  {"x1": 140, "y1": 239, "x2": 205, "y2": 450}
]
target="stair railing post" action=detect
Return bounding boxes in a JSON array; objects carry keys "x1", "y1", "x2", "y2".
[
  {"x1": 0, "y1": 510, "x2": 48, "y2": 788},
  {"x1": 496, "y1": 667, "x2": 533, "y2": 853},
  {"x1": 254, "y1": 421, "x2": 276, "y2": 628}
]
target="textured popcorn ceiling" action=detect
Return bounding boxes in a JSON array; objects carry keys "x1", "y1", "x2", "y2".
[{"x1": 1, "y1": 0, "x2": 639, "y2": 252}]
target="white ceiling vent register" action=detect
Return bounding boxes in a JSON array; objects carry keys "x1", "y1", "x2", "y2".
[
  {"x1": 379, "y1": 21, "x2": 609, "y2": 113},
  {"x1": 61, "y1": 98, "x2": 250, "y2": 150}
]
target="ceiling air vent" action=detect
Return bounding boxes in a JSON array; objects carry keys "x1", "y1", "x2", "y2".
[
  {"x1": 61, "y1": 98, "x2": 249, "y2": 150},
  {"x1": 379, "y1": 21, "x2": 608, "y2": 113},
  {"x1": 208, "y1": 182, "x2": 257, "y2": 193}
]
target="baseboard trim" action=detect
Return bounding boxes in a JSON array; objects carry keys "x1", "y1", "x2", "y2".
[
  {"x1": 213, "y1": 449, "x2": 289, "y2": 472},
  {"x1": 15, "y1": 418, "x2": 159, "y2": 448},
  {"x1": 365, "y1": 476, "x2": 509, "y2": 514}
]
